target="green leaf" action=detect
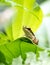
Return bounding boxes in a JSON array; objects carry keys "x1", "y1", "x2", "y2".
[
  {"x1": 0, "y1": 0, "x2": 5, "y2": 2},
  {"x1": 0, "y1": 32, "x2": 10, "y2": 45},
  {"x1": 0, "y1": 51, "x2": 8, "y2": 65},
  {"x1": 4, "y1": 0, "x2": 43, "y2": 40},
  {"x1": 0, "y1": 51, "x2": 6, "y2": 63},
  {"x1": 0, "y1": 0, "x2": 11, "y2": 6},
  {"x1": 11, "y1": 0, "x2": 35, "y2": 9},
  {"x1": 0, "y1": 37, "x2": 43, "y2": 64},
  {"x1": 0, "y1": 63, "x2": 5, "y2": 65}
]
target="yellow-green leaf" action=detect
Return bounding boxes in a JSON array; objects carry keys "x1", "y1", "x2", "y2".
[{"x1": 5, "y1": 0, "x2": 43, "y2": 40}]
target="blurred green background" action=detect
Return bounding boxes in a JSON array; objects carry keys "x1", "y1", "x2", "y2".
[
  {"x1": 36, "y1": 0, "x2": 47, "y2": 4},
  {"x1": 35, "y1": 0, "x2": 50, "y2": 48}
]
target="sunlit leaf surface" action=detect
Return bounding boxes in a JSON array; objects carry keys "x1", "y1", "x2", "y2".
[
  {"x1": 4, "y1": 0, "x2": 43, "y2": 40},
  {"x1": 0, "y1": 37, "x2": 43, "y2": 65},
  {"x1": 0, "y1": 0, "x2": 43, "y2": 65}
]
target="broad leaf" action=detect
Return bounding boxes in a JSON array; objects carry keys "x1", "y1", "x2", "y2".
[
  {"x1": 4, "y1": 0, "x2": 43, "y2": 40},
  {"x1": 0, "y1": 51, "x2": 8, "y2": 65},
  {"x1": 0, "y1": 0, "x2": 43, "y2": 65},
  {"x1": 0, "y1": 37, "x2": 43, "y2": 65},
  {"x1": 0, "y1": 32, "x2": 10, "y2": 45}
]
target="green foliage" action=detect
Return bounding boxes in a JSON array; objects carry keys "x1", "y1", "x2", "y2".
[
  {"x1": 36, "y1": 0, "x2": 47, "y2": 4},
  {"x1": 0, "y1": 37, "x2": 43, "y2": 65},
  {"x1": 0, "y1": 0, "x2": 43, "y2": 65},
  {"x1": 4, "y1": 0, "x2": 43, "y2": 40}
]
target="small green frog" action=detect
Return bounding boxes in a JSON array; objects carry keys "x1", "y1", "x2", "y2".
[{"x1": 23, "y1": 26, "x2": 39, "y2": 45}]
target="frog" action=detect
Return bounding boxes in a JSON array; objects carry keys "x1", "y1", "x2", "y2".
[{"x1": 23, "y1": 26, "x2": 39, "y2": 45}]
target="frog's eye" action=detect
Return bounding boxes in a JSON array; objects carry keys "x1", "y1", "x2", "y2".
[{"x1": 25, "y1": 27, "x2": 30, "y2": 30}]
